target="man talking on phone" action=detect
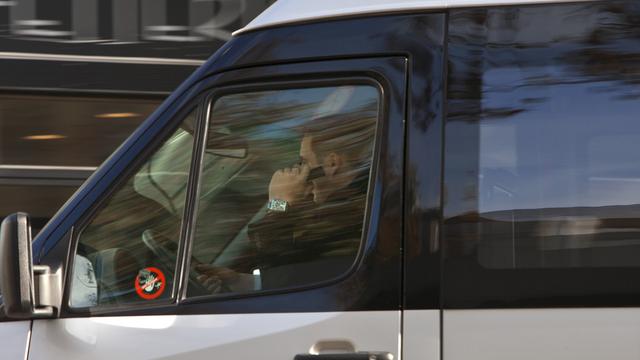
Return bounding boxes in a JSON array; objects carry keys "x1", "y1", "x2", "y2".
[{"x1": 196, "y1": 112, "x2": 376, "y2": 293}]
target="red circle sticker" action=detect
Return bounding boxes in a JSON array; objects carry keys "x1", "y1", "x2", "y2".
[{"x1": 134, "y1": 267, "x2": 166, "y2": 300}]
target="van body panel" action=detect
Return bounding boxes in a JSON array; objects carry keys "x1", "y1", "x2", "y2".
[
  {"x1": 403, "y1": 310, "x2": 440, "y2": 360},
  {"x1": 445, "y1": 309, "x2": 640, "y2": 360},
  {"x1": 200, "y1": 14, "x2": 446, "y2": 81},
  {"x1": 0, "y1": 320, "x2": 30, "y2": 359},
  {"x1": 29, "y1": 312, "x2": 401, "y2": 360},
  {"x1": 403, "y1": 15, "x2": 446, "y2": 311},
  {"x1": 236, "y1": 0, "x2": 598, "y2": 35}
]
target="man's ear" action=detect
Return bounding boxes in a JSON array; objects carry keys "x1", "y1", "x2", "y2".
[{"x1": 323, "y1": 152, "x2": 342, "y2": 176}]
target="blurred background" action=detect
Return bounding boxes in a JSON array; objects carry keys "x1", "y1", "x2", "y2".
[{"x1": 0, "y1": 0, "x2": 274, "y2": 233}]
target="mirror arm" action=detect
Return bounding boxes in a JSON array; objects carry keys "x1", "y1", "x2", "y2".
[{"x1": 32, "y1": 265, "x2": 61, "y2": 318}]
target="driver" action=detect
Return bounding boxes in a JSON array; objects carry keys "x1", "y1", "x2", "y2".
[{"x1": 195, "y1": 112, "x2": 375, "y2": 293}]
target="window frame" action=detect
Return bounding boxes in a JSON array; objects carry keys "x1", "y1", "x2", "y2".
[{"x1": 180, "y1": 77, "x2": 385, "y2": 303}]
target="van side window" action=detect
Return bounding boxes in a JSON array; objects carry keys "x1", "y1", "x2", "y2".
[
  {"x1": 70, "y1": 110, "x2": 196, "y2": 308},
  {"x1": 446, "y1": 1, "x2": 640, "y2": 269},
  {"x1": 444, "y1": 1, "x2": 640, "y2": 306},
  {"x1": 187, "y1": 85, "x2": 379, "y2": 297}
]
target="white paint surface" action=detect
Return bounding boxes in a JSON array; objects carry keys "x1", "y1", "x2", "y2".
[
  {"x1": 445, "y1": 309, "x2": 640, "y2": 360},
  {"x1": 0, "y1": 320, "x2": 31, "y2": 360},
  {"x1": 403, "y1": 310, "x2": 440, "y2": 360},
  {"x1": 29, "y1": 311, "x2": 400, "y2": 360},
  {"x1": 234, "y1": 0, "x2": 598, "y2": 35}
]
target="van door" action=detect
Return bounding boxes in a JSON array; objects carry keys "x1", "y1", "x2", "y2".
[
  {"x1": 27, "y1": 57, "x2": 406, "y2": 360},
  {"x1": 443, "y1": 2, "x2": 640, "y2": 359},
  {"x1": 0, "y1": 319, "x2": 30, "y2": 359}
]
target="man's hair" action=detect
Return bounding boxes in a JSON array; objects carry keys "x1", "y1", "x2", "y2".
[{"x1": 302, "y1": 110, "x2": 378, "y2": 170}]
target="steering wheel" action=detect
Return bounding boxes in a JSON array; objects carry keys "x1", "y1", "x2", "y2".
[{"x1": 141, "y1": 229, "x2": 230, "y2": 295}]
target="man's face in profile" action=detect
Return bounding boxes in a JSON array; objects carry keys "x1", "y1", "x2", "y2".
[{"x1": 299, "y1": 135, "x2": 332, "y2": 204}]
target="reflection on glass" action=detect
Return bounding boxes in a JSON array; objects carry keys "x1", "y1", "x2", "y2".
[
  {"x1": 188, "y1": 85, "x2": 380, "y2": 297},
  {"x1": 445, "y1": 2, "x2": 640, "y2": 269},
  {"x1": 70, "y1": 110, "x2": 196, "y2": 308}
]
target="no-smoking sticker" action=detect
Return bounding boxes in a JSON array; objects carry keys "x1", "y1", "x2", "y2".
[{"x1": 135, "y1": 267, "x2": 166, "y2": 300}]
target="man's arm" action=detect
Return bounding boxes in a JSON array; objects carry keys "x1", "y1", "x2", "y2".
[
  {"x1": 248, "y1": 203, "x2": 311, "y2": 260},
  {"x1": 249, "y1": 164, "x2": 313, "y2": 260}
]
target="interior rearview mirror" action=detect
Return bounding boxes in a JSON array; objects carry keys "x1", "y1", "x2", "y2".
[
  {"x1": 206, "y1": 131, "x2": 248, "y2": 159},
  {"x1": 0, "y1": 212, "x2": 60, "y2": 319}
]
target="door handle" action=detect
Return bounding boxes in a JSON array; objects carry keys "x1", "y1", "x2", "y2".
[
  {"x1": 296, "y1": 341, "x2": 393, "y2": 360},
  {"x1": 294, "y1": 352, "x2": 394, "y2": 360}
]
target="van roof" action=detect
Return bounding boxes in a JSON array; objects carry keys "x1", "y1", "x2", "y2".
[{"x1": 234, "y1": 0, "x2": 597, "y2": 35}]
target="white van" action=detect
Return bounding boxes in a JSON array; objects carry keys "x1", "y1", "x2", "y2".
[{"x1": 2, "y1": 0, "x2": 640, "y2": 359}]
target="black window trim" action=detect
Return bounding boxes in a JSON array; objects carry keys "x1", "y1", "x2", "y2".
[{"x1": 178, "y1": 76, "x2": 387, "y2": 305}]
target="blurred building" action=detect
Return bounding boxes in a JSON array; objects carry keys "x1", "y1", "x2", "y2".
[{"x1": 0, "y1": 0, "x2": 273, "y2": 232}]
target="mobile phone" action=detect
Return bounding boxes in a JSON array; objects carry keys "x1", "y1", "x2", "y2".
[{"x1": 307, "y1": 166, "x2": 325, "y2": 182}]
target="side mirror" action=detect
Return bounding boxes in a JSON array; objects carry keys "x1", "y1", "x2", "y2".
[{"x1": 0, "y1": 213, "x2": 59, "y2": 319}]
